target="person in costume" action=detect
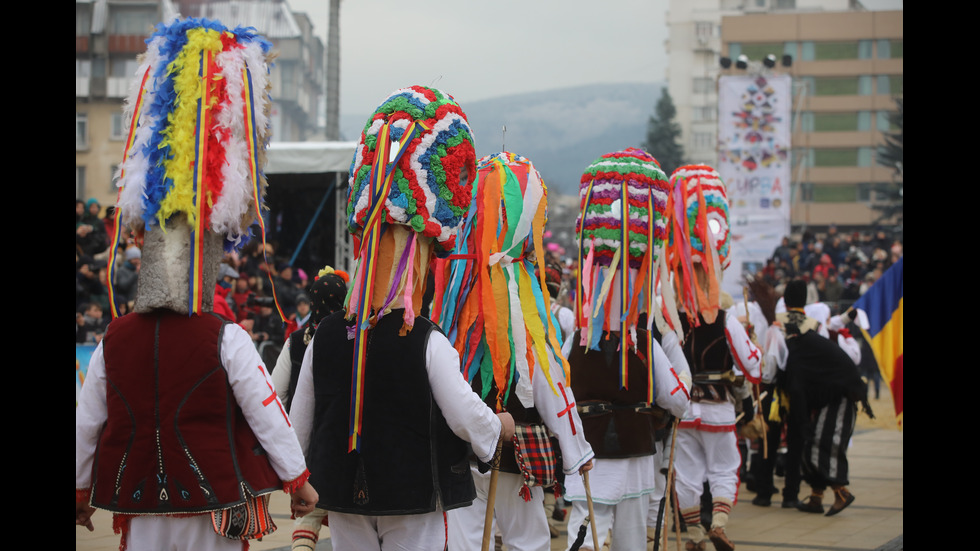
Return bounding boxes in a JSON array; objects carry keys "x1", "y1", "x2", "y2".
[
  {"x1": 430, "y1": 152, "x2": 595, "y2": 551},
  {"x1": 271, "y1": 266, "x2": 348, "y2": 551},
  {"x1": 664, "y1": 165, "x2": 761, "y2": 551},
  {"x1": 288, "y1": 86, "x2": 515, "y2": 551},
  {"x1": 74, "y1": 19, "x2": 318, "y2": 551},
  {"x1": 767, "y1": 280, "x2": 872, "y2": 516},
  {"x1": 563, "y1": 148, "x2": 692, "y2": 551}
]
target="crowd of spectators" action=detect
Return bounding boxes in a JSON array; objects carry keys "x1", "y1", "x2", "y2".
[{"x1": 756, "y1": 226, "x2": 902, "y2": 313}]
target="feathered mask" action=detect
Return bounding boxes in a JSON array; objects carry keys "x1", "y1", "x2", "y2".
[{"x1": 108, "y1": 18, "x2": 274, "y2": 317}]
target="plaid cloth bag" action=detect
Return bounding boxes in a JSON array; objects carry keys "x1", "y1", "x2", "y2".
[{"x1": 512, "y1": 424, "x2": 557, "y2": 502}]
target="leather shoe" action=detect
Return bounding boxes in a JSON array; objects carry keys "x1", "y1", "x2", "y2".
[
  {"x1": 826, "y1": 487, "x2": 855, "y2": 516},
  {"x1": 780, "y1": 498, "x2": 800, "y2": 509},
  {"x1": 796, "y1": 495, "x2": 824, "y2": 514},
  {"x1": 751, "y1": 493, "x2": 772, "y2": 507},
  {"x1": 708, "y1": 526, "x2": 735, "y2": 551}
]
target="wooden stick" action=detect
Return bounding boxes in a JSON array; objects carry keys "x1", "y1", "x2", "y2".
[
  {"x1": 583, "y1": 471, "x2": 601, "y2": 551},
  {"x1": 663, "y1": 418, "x2": 680, "y2": 551},
  {"x1": 481, "y1": 437, "x2": 505, "y2": 551}
]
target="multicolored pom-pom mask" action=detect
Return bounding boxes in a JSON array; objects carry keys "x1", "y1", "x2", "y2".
[
  {"x1": 575, "y1": 148, "x2": 676, "y2": 399},
  {"x1": 347, "y1": 85, "x2": 477, "y2": 253},
  {"x1": 109, "y1": 18, "x2": 274, "y2": 317},
  {"x1": 431, "y1": 152, "x2": 567, "y2": 412},
  {"x1": 666, "y1": 164, "x2": 731, "y2": 325},
  {"x1": 343, "y1": 86, "x2": 477, "y2": 452}
]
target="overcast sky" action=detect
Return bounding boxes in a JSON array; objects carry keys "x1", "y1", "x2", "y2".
[
  {"x1": 289, "y1": 0, "x2": 669, "y2": 115},
  {"x1": 288, "y1": 0, "x2": 902, "y2": 116}
]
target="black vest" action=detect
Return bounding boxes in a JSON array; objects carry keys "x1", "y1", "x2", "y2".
[
  {"x1": 567, "y1": 330, "x2": 658, "y2": 457},
  {"x1": 307, "y1": 311, "x2": 475, "y2": 515},
  {"x1": 680, "y1": 312, "x2": 734, "y2": 403},
  {"x1": 284, "y1": 328, "x2": 307, "y2": 413}
]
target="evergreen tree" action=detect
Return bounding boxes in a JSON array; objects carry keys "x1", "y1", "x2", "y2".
[
  {"x1": 643, "y1": 87, "x2": 686, "y2": 176},
  {"x1": 874, "y1": 98, "x2": 903, "y2": 225}
]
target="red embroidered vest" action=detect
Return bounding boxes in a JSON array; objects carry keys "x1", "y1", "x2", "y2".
[{"x1": 91, "y1": 311, "x2": 280, "y2": 513}]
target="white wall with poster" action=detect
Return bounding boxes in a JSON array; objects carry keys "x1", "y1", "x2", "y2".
[{"x1": 717, "y1": 74, "x2": 792, "y2": 299}]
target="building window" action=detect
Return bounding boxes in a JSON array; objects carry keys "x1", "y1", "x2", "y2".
[
  {"x1": 876, "y1": 75, "x2": 903, "y2": 96},
  {"x1": 693, "y1": 132, "x2": 715, "y2": 151},
  {"x1": 109, "y1": 6, "x2": 157, "y2": 35},
  {"x1": 812, "y1": 184, "x2": 859, "y2": 202},
  {"x1": 813, "y1": 148, "x2": 858, "y2": 167},
  {"x1": 110, "y1": 57, "x2": 139, "y2": 78},
  {"x1": 693, "y1": 106, "x2": 716, "y2": 122},
  {"x1": 877, "y1": 111, "x2": 900, "y2": 132},
  {"x1": 798, "y1": 182, "x2": 813, "y2": 203},
  {"x1": 857, "y1": 183, "x2": 873, "y2": 202},
  {"x1": 693, "y1": 77, "x2": 713, "y2": 94},
  {"x1": 877, "y1": 39, "x2": 903, "y2": 59},
  {"x1": 806, "y1": 76, "x2": 872, "y2": 96},
  {"x1": 111, "y1": 112, "x2": 126, "y2": 141},
  {"x1": 733, "y1": 42, "x2": 784, "y2": 62},
  {"x1": 76, "y1": 59, "x2": 91, "y2": 78},
  {"x1": 76, "y1": 113, "x2": 88, "y2": 150},
  {"x1": 695, "y1": 21, "x2": 714, "y2": 40},
  {"x1": 775, "y1": 0, "x2": 796, "y2": 8},
  {"x1": 857, "y1": 147, "x2": 873, "y2": 167},
  {"x1": 812, "y1": 42, "x2": 863, "y2": 60}
]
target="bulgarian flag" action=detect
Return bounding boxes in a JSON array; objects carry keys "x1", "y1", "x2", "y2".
[{"x1": 854, "y1": 257, "x2": 903, "y2": 429}]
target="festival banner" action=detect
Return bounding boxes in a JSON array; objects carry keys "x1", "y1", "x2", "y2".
[
  {"x1": 717, "y1": 74, "x2": 792, "y2": 299},
  {"x1": 854, "y1": 257, "x2": 903, "y2": 429}
]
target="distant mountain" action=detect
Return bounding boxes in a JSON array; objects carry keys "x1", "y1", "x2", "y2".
[{"x1": 340, "y1": 82, "x2": 664, "y2": 196}]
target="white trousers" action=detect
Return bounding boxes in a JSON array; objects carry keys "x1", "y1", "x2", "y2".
[
  {"x1": 673, "y1": 428, "x2": 740, "y2": 510},
  {"x1": 126, "y1": 515, "x2": 245, "y2": 551},
  {"x1": 564, "y1": 493, "x2": 650, "y2": 551},
  {"x1": 447, "y1": 465, "x2": 551, "y2": 551},
  {"x1": 328, "y1": 509, "x2": 447, "y2": 551}
]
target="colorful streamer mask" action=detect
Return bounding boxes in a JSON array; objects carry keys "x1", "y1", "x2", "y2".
[
  {"x1": 574, "y1": 148, "x2": 674, "y2": 401},
  {"x1": 665, "y1": 164, "x2": 731, "y2": 326},
  {"x1": 344, "y1": 86, "x2": 477, "y2": 452},
  {"x1": 431, "y1": 152, "x2": 568, "y2": 412},
  {"x1": 109, "y1": 18, "x2": 274, "y2": 317}
]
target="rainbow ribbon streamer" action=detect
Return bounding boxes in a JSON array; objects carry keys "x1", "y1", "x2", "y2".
[
  {"x1": 188, "y1": 49, "x2": 214, "y2": 315},
  {"x1": 243, "y1": 67, "x2": 286, "y2": 322},
  {"x1": 348, "y1": 119, "x2": 428, "y2": 452},
  {"x1": 108, "y1": 66, "x2": 152, "y2": 319}
]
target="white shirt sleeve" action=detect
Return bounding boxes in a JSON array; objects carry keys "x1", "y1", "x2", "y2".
[
  {"x1": 652, "y1": 334, "x2": 691, "y2": 419},
  {"x1": 425, "y1": 330, "x2": 502, "y2": 463},
  {"x1": 76, "y1": 342, "x2": 108, "y2": 491},
  {"x1": 531, "y1": 350, "x2": 594, "y2": 474},
  {"x1": 271, "y1": 337, "x2": 292, "y2": 403},
  {"x1": 762, "y1": 325, "x2": 788, "y2": 381},
  {"x1": 724, "y1": 310, "x2": 762, "y2": 384},
  {"x1": 837, "y1": 332, "x2": 862, "y2": 366},
  {"x1": 290, "y1": 335, "x2": 317, "y2": 458},
  {"x1": 220, "y1": 323, "x2": 308, "y2": 483}
]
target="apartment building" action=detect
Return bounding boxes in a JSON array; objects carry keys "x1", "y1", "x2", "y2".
[{"x1": 721, "y1": 9, "x2": 902, "y2": 227}]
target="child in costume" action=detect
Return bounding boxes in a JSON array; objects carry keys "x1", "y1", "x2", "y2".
[
  {"x1": 74, "y1": 19, "x2": 317, "y2": 551},
  {"x1": 564, "y1": 148, "x2": 692, "y2": 551},
  {"x1": 664, "y1": 165, "x2": 761, "y2": 551},
  {"x1": 288, "y1": 86, "x2": 515, "y2": 551},
  {"x1": 433, "y1": 152, "x2": 595, "y2": 551}
]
